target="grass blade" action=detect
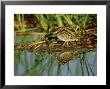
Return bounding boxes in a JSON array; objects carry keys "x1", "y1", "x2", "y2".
[{"x1": 57, "y1": 64, "x2": 61, "y2": 76}]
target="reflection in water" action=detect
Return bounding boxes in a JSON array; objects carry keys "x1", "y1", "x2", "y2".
[{"x1": 14, "y1": 34, "x2": 97, "y2": 76}]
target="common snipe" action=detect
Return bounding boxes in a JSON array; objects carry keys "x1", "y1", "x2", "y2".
[{"x1": 46, "y1": 27, "x2": 80, "y2": 46}]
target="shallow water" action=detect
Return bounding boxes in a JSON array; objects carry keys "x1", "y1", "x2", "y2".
[{"x1": 14, "y1": 34, "x2": 97, "y2": 76}]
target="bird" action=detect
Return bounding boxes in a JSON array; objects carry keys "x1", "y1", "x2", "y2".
[
  {"x1": 52, "y1": 27, "x2": 80, "y2": 46},
  {"x1": 57, "y1": 51, "x2": 78, "y2": 65}
]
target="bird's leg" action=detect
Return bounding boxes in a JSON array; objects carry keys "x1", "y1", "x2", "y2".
[
  {"x1": 67, "y1": 42, "x2": 69, "y2": 47},
  {"x1": 62, "y1": 42, "x2": 66, "y2": 47},
  {"x1": 62, "y1": 41, "x2": 69, "y2": 47}
]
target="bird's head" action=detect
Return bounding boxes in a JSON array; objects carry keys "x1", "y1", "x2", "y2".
[{"x1": 44, "y1": 26, "x2": 63, "y2": 37}]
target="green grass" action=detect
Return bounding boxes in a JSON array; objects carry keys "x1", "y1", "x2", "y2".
[{"x1": 15, "y1": 14, "x2": 96, "y2": 32}]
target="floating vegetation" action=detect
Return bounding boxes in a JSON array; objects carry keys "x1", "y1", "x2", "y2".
[{"x1": 14, "y1": 14, "x2": 97, "y2": 76}]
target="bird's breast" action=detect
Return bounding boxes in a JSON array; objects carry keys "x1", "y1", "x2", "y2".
[{"x1": 57, "y1": 31, "x2": 77, "y2": 41}]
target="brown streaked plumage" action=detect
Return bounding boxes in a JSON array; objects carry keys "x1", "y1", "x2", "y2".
[{"x1": 53, "y1": 27, "x2": 80, "y2": 46}]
